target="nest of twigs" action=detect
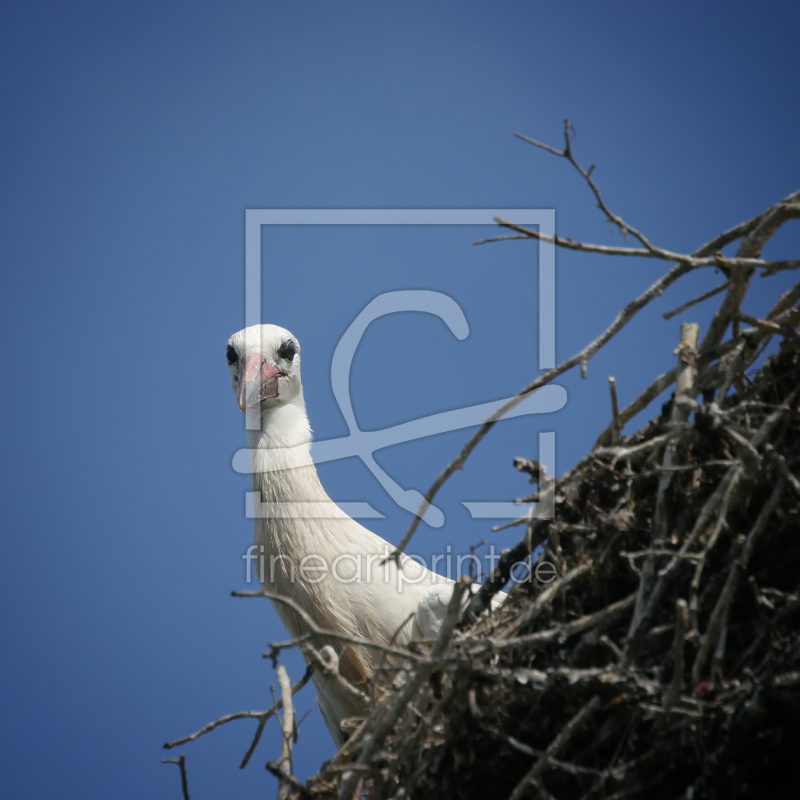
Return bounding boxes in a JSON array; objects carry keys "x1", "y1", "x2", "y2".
[
  {"x1": 163, "y1": 128, "x2": 800, "y2": 800},
  {"x1": 306, "y1": 331, "x2": 800, "y2": 800},
  {"x1": 294, "y1": 130, "x2": 800, "y2": 800}
]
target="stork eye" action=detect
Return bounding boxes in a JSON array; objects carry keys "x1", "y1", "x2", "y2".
[
  {"x1": 226, "y1": 345, "x2": 238, "y2": 365},
  {"x1": 278, "y1": 340, "x2": 296, "y2": 361}
]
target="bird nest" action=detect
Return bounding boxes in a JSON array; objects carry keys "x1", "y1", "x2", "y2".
[
  {"x1": 305, "y1": 332, "x2": 800, "y2": 800},
  {"x1": 298, "y1": 139, "x2": 800, "y2": 796},
  {"x1": 162, "y1": 126, "x2": 800, "y2": 800}
]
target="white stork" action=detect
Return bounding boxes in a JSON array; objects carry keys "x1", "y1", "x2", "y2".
[{"x1": 226, "y1": 323, "x2": 498, "y2": 746}]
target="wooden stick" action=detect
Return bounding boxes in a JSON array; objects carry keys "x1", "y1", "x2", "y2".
[
  {"x1": 663, "y1": 599, "x2": 688, "y2": 716},
  {"x1": 273, "y1": 665, "x2": 295, "y2": 800},
  {"x1": 608, "y1": 377, "x2": 621, "y2": 445}
]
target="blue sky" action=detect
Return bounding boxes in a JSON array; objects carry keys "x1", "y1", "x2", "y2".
[{"x1": 2, "y1": 2, "x2": 799, "y2": 798}]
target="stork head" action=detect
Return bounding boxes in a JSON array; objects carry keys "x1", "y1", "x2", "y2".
[{"x1": 225, "y1": 324, "x2": 303, "y2": 413}]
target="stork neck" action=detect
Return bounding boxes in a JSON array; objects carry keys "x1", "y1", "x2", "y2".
[{"x1": 246, "y1": 392, "x2": 327, "y2": 502}]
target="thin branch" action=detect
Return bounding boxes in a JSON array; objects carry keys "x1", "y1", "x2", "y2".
[
  {"x1": 737, "y1": 311, "x2": 799, "y2": 339},
  {"x1": 460, "y1": 521, "x2": 550, "y2": 624},
  {"x1": 700, "y1": 189, "x2": 800, "y2": 356},
  {"x1": 507, "y1": 695, "x2": 601, "y2": 800},
  {"x1": 338, "y1": 580, "x2": 469, "y2": 799},
  {"x1": 273, "y1": 664, "x2": 295, "y2": 800},
  {"x1": 392, "y1": 256, "x2": 697, "y2": 559},
  {"x1": 232, "y1": 589, "x2": 416, "y2": 663},
  {"x1": 608, "y1": 376, "x2": 621, "y2": 445},
  {"x1": 691, "y1": 480, "x2": 785, "y2": 685},
  {"x1": 517, "y1": 122, "x2": 659, "y2": 252},
  {"x1": 492, "y1": 216, "x2": 795, "y2": 272},
  {"x1": 473, "y1": 233, "x2": 532, "y2": 245},
  {"x1": 760, "y1": 258, "x2": 800, "y2": 276},
  {"x1": 508, "y1": 562, "x2": 592, "y2": 635},
  {"x1": 663, "y1": 599, "x2": 688, "y2": 716},
  {"x1": 488, "y1": 593, "x2": 635, "y2": 650},
  {"x1": 663, "y1": 281, "x2": 731, "y2": 321},
  {"x1": 687, "y1": 469, "x2": 742, "y2": 634},
  {"x1": 163, "y1": 666, "x2": 313, "y2": 756},
  {"x1": 161, "y1": 753, "x2": 191, "y2": 800},
  {"x1": 165, "y1": 710, "x2": 273, "y2": 750},
  {"x1": 239, "y1": 665, "x2": 313, "y2": 769}
]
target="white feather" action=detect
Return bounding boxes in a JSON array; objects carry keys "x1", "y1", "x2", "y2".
[{"x1": 227, "y1": 324, "x2": 505, "y2": 746}]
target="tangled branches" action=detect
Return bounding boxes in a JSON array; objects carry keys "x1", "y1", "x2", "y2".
[
  {"x1": 302, "y1": 127, "x2": 800, "y2": 799},
  {"x1": 164, "y1": 124, "x2": 799, "y2": 799}
]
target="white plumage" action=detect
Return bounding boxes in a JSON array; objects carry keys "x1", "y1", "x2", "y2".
[{"x1": 226, "y1": 324, "x2": 497, "y2": 746}]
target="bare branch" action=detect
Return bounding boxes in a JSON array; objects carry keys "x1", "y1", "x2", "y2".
[
  {"x1": 392, "y1": 257, "x2": 696, "y2": 559},
  {"x1": 663, "y1": 281, "x2": 731, "y2": 321},
  {"x1": 163, "y1": 665, "x2": 314, "y2": 760},
  {"x1": 508, "y1": 695, "x2": 601, "y2": 800},
  {"x1": 161, "y1": 753, "x2": 190, "y2": 800},
  {"x1": 691, "y1": 480, "x2": 785, "y2": 685},
  {"x1": 492, "y1": 216, "x2": 795, "y2": 271},
  {"x1": 608, "y1": 377, "x2": 621, "y2": 445},
  {"x1": 701, "y1": 189, "x2": 800, "y2": 355},
  {"x1": 338, "y1": 580, "x2": 469, "y2": 799},
  {"x1": 517, "y1": 122, "x2": 658, "y2": 252},
  {"x1": 232, "y1": 589, "x2": 416, "y2": 663},
  {"x1": 273, "y1": 665, "x2": 295, "y2": 800},
  {"x1": 737, "y1": 311, "x2": 799, "y2": 340},
  {"x1": 239, "y1": 665, "x2": 313, "y2": 770},
  {"x1": 461, "y1": 521, "x2": 550, "y2": 624}
]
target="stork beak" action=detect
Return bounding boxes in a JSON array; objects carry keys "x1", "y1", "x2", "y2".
[{"x1": 237, "y1": 354, "x2": 282, "y2": 412}]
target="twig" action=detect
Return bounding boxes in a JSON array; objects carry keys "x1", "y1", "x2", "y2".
[
  {"x1": 240, "y1": 665, "x2": 313, "y2": 769},
  {"x1": 737, "y1": 311, "x2": 799, "y2": 339},
  {"x1": 662, "y1": 281, "x2": 731, "y2": 321},
  {"x1": 486, "y1": 593, "x2": 635, "y2": 650},
  {"x1": 625, "y1": 464, "x2": 741, "y2": 652},
  {"x1": 161, "y1": 753, "x2": 190, "y2": 800},
  {"x1": 687, "y1": 468, "x2": 743, "y2": 634},
  {"x1": 460, "y1": 521, "x2": 550, "y2": 624},
  {"x1": 765, "y1": 277, "x2": 800, "y2": 320},
  {"x1": 165, "y1": 710, "x2": 274, "y2": 750},
  {"x1": 273, "y1": 664, "x2": 295, "y2": 800},
  {"x1": 516, "y1": 122, "x2": 676, "y2": 253},
  {"x1": 232, "y1": 589, "x2": 416, "y2": 663},
  {"x1": 663, "y1": 599, "x2": 688, "y2": 716},
  {"x1": 163, "y1": 666, "x2": 313, "y2": 759},
  {"x1": 338, "y1": 579, "x2": 469, "y2": 799},
  {"x1": 507, "y1": 695, "x2": 601, "y2": 800},
  {"x1": 491, "y1": 216, "x2": 795, "y2": 272},
  {"x1": 508, "y1": 562, "x2": 592, "y2": 635},
  {"x1": 700, "y1": 189, "x2": 800, "y2": 356},
  {"x1": 608, "y1": 377, "x2": 621, "y2": 445},
  {"x1": 631, "y1": 323, "x2": 699, "y2": 643},
  {"x1": 691, "y1": 479, "x2": 785, "y2": 686},
  {"x1": 392, "y1": 256, "x2": 697, "y2": 559}
]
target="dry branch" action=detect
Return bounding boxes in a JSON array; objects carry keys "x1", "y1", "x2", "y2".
[{"x1": 161, "y1": 753, "x2": 190, "y2": 800}]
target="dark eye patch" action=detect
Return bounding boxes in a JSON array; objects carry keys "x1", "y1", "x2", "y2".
[
  {"x1": 226, "y1": 345, "x2": 238, "y2": 365},
  {"x1": 278, "y1": 340, "x2": 296, "y2": 361}
]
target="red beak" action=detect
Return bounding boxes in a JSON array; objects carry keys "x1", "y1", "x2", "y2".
[{"x1": 237, "y1": 353, "x2": 282, "y2": 412}]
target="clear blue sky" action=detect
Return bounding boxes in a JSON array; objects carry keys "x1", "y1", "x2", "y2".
[{"x1": 2, "y1": 2, "x2": 798, "y2": 798}]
